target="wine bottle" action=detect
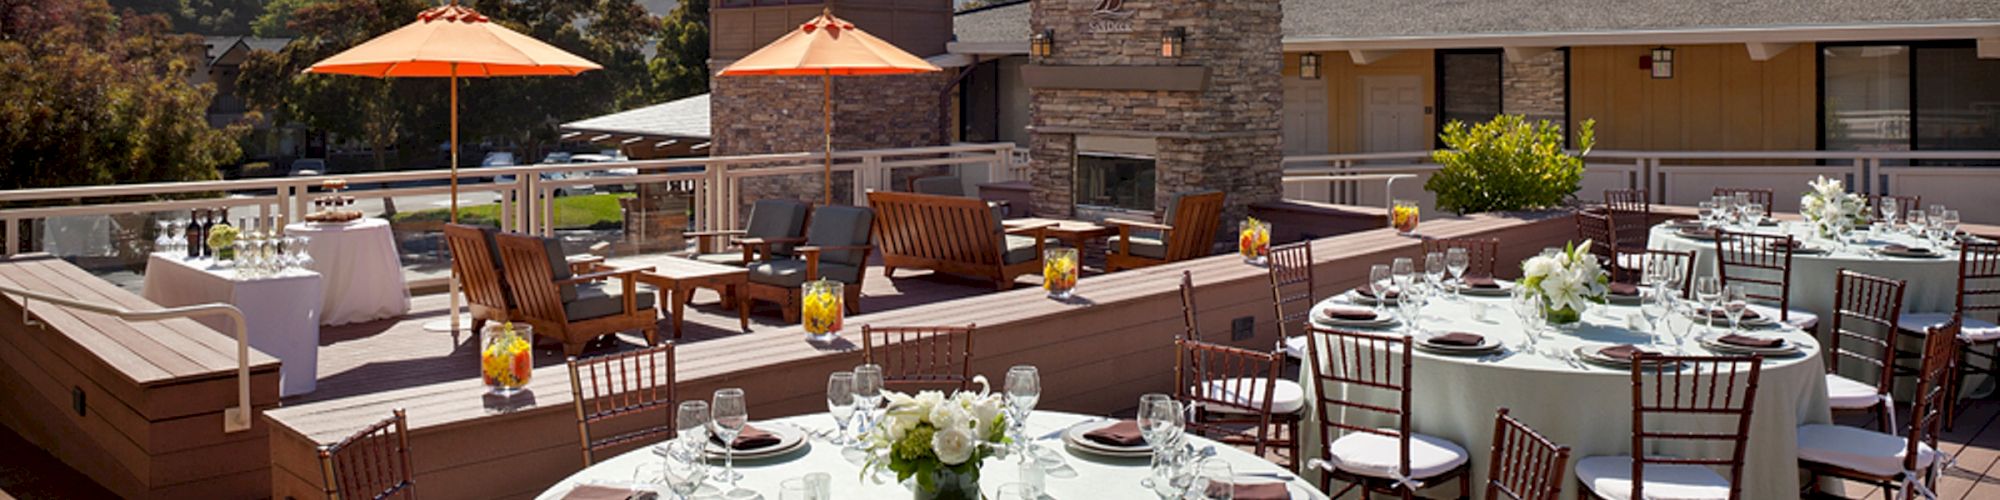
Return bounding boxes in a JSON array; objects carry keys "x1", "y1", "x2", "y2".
[{"x1": 185, "y1": 209, "x2": 204, "y2": 258}]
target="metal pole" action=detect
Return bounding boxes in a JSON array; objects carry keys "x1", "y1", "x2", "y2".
[
  {"x1": 823, "y1": 71, "x2": 834, "y2": 205},
  {"x1": 439, "y1": 65, "x2": 465, "y2": 333}
]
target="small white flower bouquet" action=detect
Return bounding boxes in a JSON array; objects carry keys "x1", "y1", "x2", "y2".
[
  {"x1": 1519, "y1": 240, "x2": 1609, "y2": 325},
  {"x1": 1800, "y1": 175, "x2": 1867, "y2": 238},
  {"x1": 861, "y1": 377, "x2": 1010, "y2": 499}
]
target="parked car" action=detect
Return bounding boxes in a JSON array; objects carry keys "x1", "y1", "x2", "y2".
[
  {"x1": 482, "y1": 152, "x2": 518, "y2": 183},
  {"x1": 288, "y1": 158, "x2": 326, "y2": 177},
  {"x1": 572, "y1": 154, "x2": 637, "y2": 192}
]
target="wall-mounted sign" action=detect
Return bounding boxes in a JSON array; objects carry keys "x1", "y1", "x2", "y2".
[{"x1": 1088, "y1": 0, "x2": 1134, "y2": 33}]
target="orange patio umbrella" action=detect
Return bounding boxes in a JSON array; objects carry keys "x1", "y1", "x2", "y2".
[
  {"x1": 308, "y1": 1, "x2": 600, "y2": 333},
  {"x1": 718, "y1": 9, "x2": 941, "y2": 204}
]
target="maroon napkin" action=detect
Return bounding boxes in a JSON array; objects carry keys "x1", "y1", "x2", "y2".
[
  {"x1": 1084, "y1": 420, "x2": 1146, "y2": 447},
  {"x1": 1677, "y1": 227, "x2": 1718, "y2": 238},
  {"x1": 1206, "y1": 482, "x2": 1291, "y2": 500},
  {"x1": 1884, "y1": 244, "x2": 1933, "y2": 255},
  {"x1": 1428, "y1": 332, "x2": 1485, "y2": 347},
  {"x1": 1704, "y1": 307, "x2": 1762, "y2": 321},
  {"x1": 562, "y1": 485, "x2": 636, "y2": 500},
  {"x1": 1607, "y1": 282, "x2": 1641, "y2": 296},
  {"x1": 1598, "y1": 344, "x2": 1656, "y2": 361},
  {"x1": 711, "y1": 424, "x2": 781, "y2": 450},
  {"x1": 1719, "y1": 334, "x2": 1782, "y2": 348},
  {"x1": 1321, "y1": 306, "x2": 1378, "y2": 321},
  {"x1": 1355, "y1": 287, "x2": 1400, "y2": 299},
  {"x1": 1767, "y1": 239, "x2": 1802, "y2": 251},
  {"x1": 1463, "y1": 276, "x2": 1501, "y2": 289}
]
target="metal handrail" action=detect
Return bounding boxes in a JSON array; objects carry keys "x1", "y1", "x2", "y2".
[{"x1": 1, "y1": 285, "x2": 254, "y2": 433}]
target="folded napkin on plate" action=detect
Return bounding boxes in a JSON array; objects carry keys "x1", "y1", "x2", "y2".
[
  {"x1": 562, "y1": 485, "x2": 637, "y2": 500},
  {"x1": 1767, "y1": 239, "x2": 1802, "y2": 251},
  {"x1": 1321, "y1": 306, "x2": 1377, "y2": 321},
  {"x1": 1355, "y1": 287, "x2": 1400, "y2": 299},
  {"x1": 1462, "y1": 276, "x2": 1501, "y2": 289},
  {"x1": 1883, "y1": 244, "x2": 1932, "y2": 255},
  {"x1": 1758, "y1": 218, "x2": 1780, "y2": 226},
  {"x1": 1607, "y1": 282, "x2": 1640, "y2": 296},
  {"x1": 1206, "y1": 482, "x2": 1291, "y2": 500},
  {"x1": 1703, "y1": 307, "x2": 1762, "y2": 321},
  {"x1": 1718, "y1": 334, "x2": 1783, "y2": 348},
  {"x1": 710, "y1": 424, "x2": 781, "y2": 450},
  {"x1": 1677, "y1": 228, "x2": 1718, "y2": 238},
  {"x1": 1428, "y1": 332, "x2": 1485, "y2": 347},
  {"x1": 1084, "y1": 420, "x2": 1146, "y2": 447},
  {"x1": 1598, "y1": 344, "x2": 1657, "y2": 361}
]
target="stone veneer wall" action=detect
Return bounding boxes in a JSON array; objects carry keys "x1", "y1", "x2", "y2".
[
  {"x1": 1027, "y1": 0, "x2": 1284, "y2": 232},
  {"x1": 1504, "y1": 50, "x2": 1568, "y2": 127},
  {"x1": 710, "y1": 71, "x2": 955, "y2": 212}
]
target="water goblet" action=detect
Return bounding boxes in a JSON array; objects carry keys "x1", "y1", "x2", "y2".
[
  {"x1": 1698, "y1": 201, "x2": 1718, "y2": 227},
  {"x1": 1445, "y1": 248, "x2": 1470, "y2": 301},
  {"x1": 1191, "y1": 458, "x2": 1235, "y2": 500},
  {"x1": 1639, "y1": 290, "x2": 1669, "y2": 345},
  {"x1": 1907, "y1": 211, "x2": 1929, "y2": 240},
  {"x1": 677, "y1": 400, "x2": 711, "y2": 450},
  {"x1": 1390, "y1": 257, "x2": 1415, "y2": 292},
  {"x1": 1510, "y1": 288, "x2": 1542, "y2": 350},
  {"x1": 1723, "y1": 285, "x2": 1748, "y2": 335},
  {"x1": 1396, "y1": 292, "x2": 1423, "y2": 336},
  {"x1": 826, "y1": 372, "x2": 855, "y2": 446},
  {"x1": 1942, "y1": 210, "x2": 1962, "y2": 244},
  {"x1": 292, "y1": 235, "x2": 315, "y2": 269},
  {"x1": 659, "y1": 440, "x2": 708, "y2": 500},
  {"x1": 1878, "y1": 201, "x2": 1900, "y2": 228},
  {"x1": 1004, "y1": 365, "x2": 1041, "y2": 460},
  {"x1": 154, "y1": 220, "x2": 172, "y2": 254},
  {"x1": 1744, "y1": 203, "x2": 1765, "y2": 226},
  {"x1": 1694, "y1": 277, "x2": 1723, "y2": 333},
  {"x1": 852, "y1": 364, "x2": 884, "y2": 438},
  {"x1": 710, "y1": 388, "x2": 747, "y2": 485},
  {"x1": 1423, "y1": 252, "x2": 1446, "y2": 295},
  {"x1": 1367, "y1": 264, "x2": 1393, "y2": 314}
]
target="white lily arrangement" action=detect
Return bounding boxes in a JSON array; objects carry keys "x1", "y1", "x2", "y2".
[
  {"x1": 1800, "y1": 175, "x2": 1867, "y2": 237},
  {"x1": 1519, "y1": 240, "x2": 1608, "y2": 324},
  {"x1": 860, "y1": 376, "x2": 1010, "y2": 494}
]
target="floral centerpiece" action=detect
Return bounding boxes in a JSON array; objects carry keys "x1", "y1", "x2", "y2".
[
  {"x1": 861, "y1": 377, "x2": 1010, "y2": 500},
  {"x1": 1800, "y1": 175, "x2": 1867, "y2": 238},
  {"x1": 1042, "y1": 248, "x2": 1078, "y2": 299},
  {"x1": 1519, "y1": 240, "x2": 1608, "y2": 326},
  {"x1": 206, "y1": 224, "x2": 240, "y2": 260},
  {"x1": 1391, "y1": 200, "x2": 1421, "y2": 235},
  {"x1": 802, "y1": 279, "x2": 844, "y2": 342},
  {"x1": 1238, "y1": 217, "x2": 1271, "y2": 265},
  {"x1": 479, "y1": 322, "x2": 532, "y2": 396}
]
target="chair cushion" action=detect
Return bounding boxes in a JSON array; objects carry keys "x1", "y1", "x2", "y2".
[
  {"x1": 1797, "y1": 423, "x2": 1938, "y2": 478},
  {"x1": 747, "y1": 260, "x2": 863, "y2": 288},
  {"x1": 1108, "y1": 235, "x2": 1168, "y2": 260},
  {"x1": 563, "y1": 282, "x2": 655, "y2": 322},
  {"x1": 745, "y1": 199, "x2": 810, "y2": 257},
  {"x1": 913, "y1": 176, "x2": 964, "y2": 197},
  {"x1": 537, "y1": 236, "x2": 579, "y2": 302},
  {"x1": 1745, "y1": 303, "x2": 1817, "y2": 331},
  {"x1": 1201, "y1": 377, "x2": 1305, "y2": 415},
  {"x1": 1282, "y1": 336, "x2": 1308, "y2": 360},
  {"x1": 804, "y1": 206, "x2": 873, "y2": 267},
  {"x1": 1001, "y1": 235, "x2": 1044, "y2": 265},
  {"x1": 1825, "y1": 374, "x2": 1885, "y2": 410},
  {"x1": 692, "y1": 251, "x2": 748, "y2": 267},
  {"x1": 1325, "y1": 431, "x2": 1469, "y2": 481},
  {"x1": 1898, "y1": 312, "x2": 2000, "y2": 342},
  {"x1": 1573, "y1": 455, "x2": 1732, "y2": 500}
]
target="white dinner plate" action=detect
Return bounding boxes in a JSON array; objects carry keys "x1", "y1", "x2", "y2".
[
  {"x1": 1413, "y1": 333, "x2": 1502, "y2": 356},
  {"x1": 1453, "y1": 279, "x2": 1514, "y2": 297},
  {"x1": 1683, "y1": 308, "x2": 1776, "y2": 327},
  {"x1": 1698, "y1": 333, "x2": 1801, "y2": 356},
  {"x1": 1062, "y1": 420, "x2": 1153, "y2": 458},
  {"x1": 1345, "y1": 289, "x2": 1403, "y2": 307},
  {"x1": 694, "y1": 422, "x2": 809, "y2": 460},
  {"x1": 1573, "y1": 345, "x2": 1680, "y2": 370},
  {"x1": 1312, "y1": 305, "x2": 1398, "y2": 329}
]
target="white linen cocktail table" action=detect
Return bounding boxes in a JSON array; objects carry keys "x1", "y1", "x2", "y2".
[
  {"x1": 540, "y1": 410, "x2": 1328, "y2": 500},
  {"x1": 287, "y1": 218, "x2": 410, "y2": 326},
  {"x1": 141, "y1": 252, "x2": 322, "y2": 396}
]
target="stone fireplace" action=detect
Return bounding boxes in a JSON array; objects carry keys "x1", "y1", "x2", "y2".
[{"x1": 1024, "y1": 0, "x2": 1284, "y2": 234}]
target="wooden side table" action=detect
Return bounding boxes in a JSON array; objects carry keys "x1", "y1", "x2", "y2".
[{"x1": 611, "y1": 255, "x2": 750, "y2": 339}]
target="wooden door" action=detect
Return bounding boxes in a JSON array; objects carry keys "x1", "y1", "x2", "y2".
[{"x1": 1361, "y1": 75, "x2": 1426, "y2": 153}]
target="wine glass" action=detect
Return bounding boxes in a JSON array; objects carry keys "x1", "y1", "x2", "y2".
[
  {"x1": 1445, "y1": 248, "x2": 1470, "y2": 301},
  {"x1": 1723, "y1": 285, "x2": 1748, "y2": 336},
  {"x1": 1928, "y1": 204, "x2": 1946, "y2": 224},
  {"x1": 1423, "y1": 252, "x2": 1446, "y2": 296},
  {"x1": 1695, "y1": 277, "x2": 1723, "y2": 333},
  {"x1": 677, "y1": 400, "x2": 711, "y2": 450},
  {"x1": 1004, "y1": 365, "x2": 1040, "y2": 460},
  {"x1": 1744, "y1": 203, "x2": 1765, "y2": 226},
  {"x1": 994, "y1": 483, "x2": 1043, "y2": 500},
  {"x1": 659, "y1": 440, "x2": 708, "y2": 500},
  {"x1": 852, "y1": 364, "x2": 884, "y2": 438},
  {"x1": 1878, "y1": 200, "x2": 1900, "y2": 228},
  {"x1": 1510, "y1": 287, "x2": 1543, "y2": 350},
  {"x1": 1367, "y1": 264, "x2": 1392, "y2": 314},
  {"x1": 1390, "y1": 257, "x2": 1415, "y2": 292},
  {"x1": 1639, "y1": 288, "x2": 1669, "y2": 345},
  {"x1": 1137, "y1": 395, "x2": 1185, "y2": 490},
  {"x1": 291, "y1": 235, "x2": 315, "y2": 270},
  {"x1": 1191, "y1": 458, "x2": 1235, "y2": 500},
  {"x1": 1907, "y1": 211, "x2": 1930, "y2": 241},
  {"x1": 154, "y1": 220, "x2": 172, "y2": 254},
  {"x1": 1942, "y1": 210, "x2": 1962, "y2": 246},
  {"x1": 826, "y1": 372, "x2": 856, "y2": 446},
  {"x1": 1698, "y1": 201, "x2": 1718, "y2": 227},
  {"x1": 710, "y1": 388, "x2": 747, "y2": 485},
  {"x1": 1396, "y1": 291, "x2": 1423, "y2": 336}
]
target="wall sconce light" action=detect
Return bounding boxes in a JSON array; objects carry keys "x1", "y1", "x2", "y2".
[
  {"x1": 1648, "y1": 46, "x2": 1674, "y2": 79},
  {"x1": 1161, "y1": 27, "x2": 1186, "y2": 58},
  {"x1": 1300, "y1": 53, "x2": 1322, "y2": 80},
  {"x1": 1030, "y1": 29, "x2": 1054, "y2": 59}
]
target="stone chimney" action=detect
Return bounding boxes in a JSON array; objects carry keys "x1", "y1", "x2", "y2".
[{"x1": 1024, "y1": 0, "x2": 1284, "y2": 229}]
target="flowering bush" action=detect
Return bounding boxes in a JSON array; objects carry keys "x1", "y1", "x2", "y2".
[
  {"x1": 1800, "y1": 176, "x2": 1866, "y2": 237},
  {"x1": 1427, "y1": 115, "x2": 1596, "y2": 214},
  {"x1": 1520, "y1": 240, "x2": 1608, "y2": 324},
  {"x1": 861, "y1": 377, "x2": 1010, "y2": 494}
]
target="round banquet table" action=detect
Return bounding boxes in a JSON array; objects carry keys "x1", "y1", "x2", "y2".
[
  {"x1": 540, "y1": 411, "x2": 1329, "y2": 500},
  {"x1": 1647, "y1": 220, "x2": 1964, "y2": 321},
  {"x1": 287, "y1": 218, "x2": 411, "y2": 326},
  {"x1": 1295, "y1": 291, "x2": 1832, "y2": 500}
]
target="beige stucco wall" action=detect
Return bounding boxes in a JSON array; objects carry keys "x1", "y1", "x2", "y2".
[{"x1": 1286, "y1": 50, "x2": 1438, "y2": 154}]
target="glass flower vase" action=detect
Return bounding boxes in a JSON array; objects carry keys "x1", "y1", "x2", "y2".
[
  {"x1": 1043, "y1": 247, "x2": 1078, "y2": 300},
  {"x1": 480, "y1": 322, "x2": 533, "y2": 396},
  {"x1": 1391, "y1": 200, "x2": 1421, "y2": 235},
  {"x1": 1544, "y1": 302, "x2": 1587, "y2": 331},
  {"x1": 911, "y1": 467, "x2": 979, "y2": 500},
  {"x1": 1238, "y1": 218, "x2": 1271, "y2": 266},
  {"x1": 802, "y1": 280, "x2": 844, "y2": 342}
]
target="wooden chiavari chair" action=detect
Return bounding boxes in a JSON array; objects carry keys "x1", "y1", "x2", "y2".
[
  {"x1": 1825, "y1": 270, "x2": 1906, "y2": 432},
  {"x1": 1603, "y1": 190, "x2": 1653, "y2": 255},
  {"x1": 1895, "y1": 242, "x2": 2000, "y2": 428},
  {"x1": 1266, "y1": 242, "x2": 1315, "y2": 359},
  {"x1": 1576, "y1": 354, "x2": 1764, "y2": 500},
  {"x1": 1176, "y1": 339, "x2": 1301, "y2": 467},
  {"x1": 1574, "y1": 209, "x2": 1618, "y2": 268},
  {"x1": 1604, "y1": 189, "x2": 1650, "y2": 215},
  {"x1": 318, "y1": 409, "x2": 415, "y2": 500},
  {"x1": 568, "y1": 343, "x2": 678, "y2": 466},
  {"x1": 1800, "y1": 319, "x2": 1954, "y2": 499},
  {"x1": 862, "y1": 324, "x2": 977, "y2": 391},
  {"x1": 1713, "y1": 229, "x2": 1819, "y2": 330},
  {"x1": 1487, "y1": 408, "x2": 1570, "y2": 500},
  {"x1": 1421, "y1": 237, "x2": 1501, "y2": 279},
  {"x1": 1870, "y1": 194, "x2": 1922, "y2": 222},
  {"x1": 1712, "y1": 188, "x2": 1775, "y2": 214},
  {"x1": 1302, "y1": 325, "x2": 1471, "y2": 497}
]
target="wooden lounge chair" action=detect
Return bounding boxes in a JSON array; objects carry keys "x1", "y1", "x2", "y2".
[
  {"x1": 744, "y1": 205, "x2": 875, "y2": 323},
  {"x1": 444, "y1": 223, "x2": 605, "y2": 334},
  {"x1": 686, "y1": 199, "x2": 810, "y2": 267},
  {"x1": 1105, "y1": 190, "x2": 1225, "y2": 272},
  {"x1": 494, "y1": 233, "x2": 659, "y2": 356},
  {"x1": 868, "y1": 191, "x2": 1052, "y2": 290}
]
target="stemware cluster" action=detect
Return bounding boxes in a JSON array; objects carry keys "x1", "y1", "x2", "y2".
[
  {"x1": 1137, "y1": 394, "x2": 1235, "y2": 500},
  {"x1": 234, "y1": 216, "x2": 312, "y2": 278},
  {"x1": 1700, "y1": 193, "x2": 1762, "y2": 229}
]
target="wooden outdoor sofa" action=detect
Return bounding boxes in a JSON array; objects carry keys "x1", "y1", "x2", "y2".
[{"x1": 867, "y1": 191, "x2": 1053, "y2": 290}]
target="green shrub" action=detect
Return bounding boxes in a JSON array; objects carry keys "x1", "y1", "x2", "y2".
[{"x1": 1426, "y1": 115, "x2": 1596, "y2": 214}]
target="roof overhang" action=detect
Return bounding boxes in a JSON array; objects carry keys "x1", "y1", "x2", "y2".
[{"x1": 948, "y1": 21, "x2": 2000, "y2": 56}]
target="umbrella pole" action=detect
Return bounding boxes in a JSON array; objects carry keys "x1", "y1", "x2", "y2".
[
  {"x1": 822, "y1": 71, "x2": 833, "y2": 205},
  {"x1": 447, "y1": 68, "x2": 463, "y2": 333}
]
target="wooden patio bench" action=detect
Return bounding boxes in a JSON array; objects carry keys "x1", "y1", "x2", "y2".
[{"x1": 867, "y1": 191, "x2": 1053, "y2": 290}]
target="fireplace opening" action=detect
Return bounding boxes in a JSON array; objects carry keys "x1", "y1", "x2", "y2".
[{"x1": 1074, "y1": 136, "x2": 1157, "y2": 213}]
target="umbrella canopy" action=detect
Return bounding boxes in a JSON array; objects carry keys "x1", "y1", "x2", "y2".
[{"x1": 308, "y1": 4, "x2": 601, "y2": 78}]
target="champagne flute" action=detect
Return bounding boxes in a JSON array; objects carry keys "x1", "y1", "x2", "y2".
[
  {"x1": 1445, "y1": 248, "x2": 1470, "y2": 301},
  {"x1": 1723, "y1": 285, "x2": 1748, "y2": 336},
  {"x1": 826, "y1": 372, "x2": 856, "y2": 446},
  {"x1": 710, "y1": 388, "x2": 747, "y2": 485},
  {"x1": 1367, "y1": 264, "x2": 1392, "y2": 314},
  {"x1": 1695, "y1": 277, "x2": 1723, "y2": 333},
  {"x1": 852, "y1": 364, "x2": 884, "y2": 439},
  {"x1": 1004, "y1": 365, "x2": 1040, "y2": 460}
]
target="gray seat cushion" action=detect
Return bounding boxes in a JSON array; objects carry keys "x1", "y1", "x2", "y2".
[
  {"x1": 745, "y1": 199, "x2": 811, "y2": 257},
  {"x1": 538, "y1": 236, "x2": 579, "y2": 302},
  {"x1": 747, "y1": 260, "x2": 864, "y2": 288},
  {"x1": 563, "y1": 282, "x2": 655, "y2": 322},
  {"x1": 1002, "y1": 235, "x2": 1045, "y2": 265},
  {"x1": 1107, "y1": 235, "x2": 1168, "y2": 260},
  {"x1": 803, "y1": 206, "x2": 874, "y2": 267},
  {"x1": 913, "y1": 176, "x2": 965, "y2": 197}
]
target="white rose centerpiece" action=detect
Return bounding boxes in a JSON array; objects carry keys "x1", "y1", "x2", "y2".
[
  {"x1": 1519, "y1": 240, "x2": 1609, "y2": 326},
  {"x1": 861, "y1": 376, "x2": 1009, "y2": 500},
  {"x1": 1800, "y1": 175, "x2": 1867, "y2": 238}
]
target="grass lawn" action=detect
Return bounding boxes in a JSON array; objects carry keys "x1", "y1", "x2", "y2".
[{"x1": 390, "y1": 193, "x2": 635, "y2": 230}]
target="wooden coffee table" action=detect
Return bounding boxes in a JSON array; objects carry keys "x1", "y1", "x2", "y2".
[
  {"x1": 609, "y1": 255, "x2": 749, "y2": 339},
  {"x1": 1003, "y1": 217, "x2": 1114, "y2": 249}
]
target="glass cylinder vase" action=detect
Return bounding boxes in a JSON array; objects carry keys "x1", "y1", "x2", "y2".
[
  {"x1": 1043, "y1": 247, "x2": 1079, "y2": 300},
  {"x1": 1238, "y1": 218, "x2": 1271, "y2": 266},
  {"x1": 803, "y1": 280, "x2": 844, "y2": 342},
  {"x1": 480, "y1": 322, "x2": 533, "y2": 396},
  {"x1": 1391, "y1": 200, "x2": 1421, "y2": 235},
  {"x1": 911, "y1": 467, "x2": 980, "y2": 500}
]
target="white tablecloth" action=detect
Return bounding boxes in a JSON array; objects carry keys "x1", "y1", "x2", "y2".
[
  {"x1": 1647, "y1": 221, "x2": 1964, "y2": 318},
  {"x1": 141, "y1": 253, "x2": 322, "y2": 396},
  {"x1": 1295, "y1": 292, "x2": 1831, "y2": 500},
  {"x1": 287, "y1": 218, "x2": 410, "y2": 326},
  {"x1": 540, "y1": 411, "x2": 1327, "y2": 500}
]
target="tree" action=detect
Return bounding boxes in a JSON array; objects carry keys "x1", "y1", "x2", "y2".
[
  {"x1": 238, "y1": 0, "x2": 438, "y2": 172},
  {"x1": 1425, "y1": 115, "x2": 1596, "y2": 214},
  {"x1": 108, "y1": 0, "x2": 266, "y2": 35},
  {"x1": 648, "y1": 0, "x2": 706, "y2": 101},
  {"x1": 251, "y1": 0, "x2": 321, "y2": 37},
  {"x1": 0, "y1": 0, "x2": 245, "y2": 190}
]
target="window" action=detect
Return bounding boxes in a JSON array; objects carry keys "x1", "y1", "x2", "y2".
[
  {"x1": 1437, "y1": 50, "x2": 1503, "y2": 132},
  {"x1": 1820, "y1": 41, "x2": 2000, "y2": 164},
  {"x1": 960, "y1": 60, "x2": 1000, "y2": 143}
]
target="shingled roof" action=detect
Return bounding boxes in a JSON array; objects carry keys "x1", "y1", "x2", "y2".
[{"x1": 561, "y1": 93, "x2": 711, "y2": 140}]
